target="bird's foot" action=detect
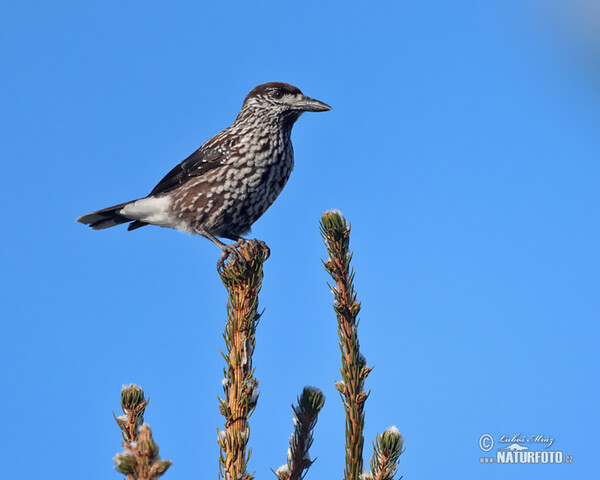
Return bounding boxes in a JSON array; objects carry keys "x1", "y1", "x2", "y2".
[
  {"x1": 253, "y1": 239, "x2": 270, "y2": 260},
  {"x1": 235, "y1": 238, "x2": 270, "y2": 261},
  {"x1": 215, "y1": 239, "x2": 270, "y2": 269},
  {"x1": 217, "y1": 243, "x2": 247, "y2": 269}
]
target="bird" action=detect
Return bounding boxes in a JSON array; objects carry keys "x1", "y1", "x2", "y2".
[{"x1": 77, "y1": 82, "x2": 331, "y2": 260}]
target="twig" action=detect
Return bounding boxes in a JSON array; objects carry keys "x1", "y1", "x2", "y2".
[
  {"x1": 368, "y1": 427, "x2": 405, "y2": 480},
  {"x1": 113, "y1": 385, "x2": 172, "y2": 480},
  {"x1": 274, "y1": 387, "x2": 326, "y2": 480},
  {"x1": 320, "y1": 211, "x2": 371, "y2": 480},
  {"x1": 217, "y1": 240, "x2": 268, "y2": 480}
]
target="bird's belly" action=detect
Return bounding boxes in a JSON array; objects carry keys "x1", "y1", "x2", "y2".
[
  {"x1": 170, "y1": 156, "x2": 293, "y2": 238},
  {"x1": 217, "y1": 161, "x2": 292, "y2": 236}
]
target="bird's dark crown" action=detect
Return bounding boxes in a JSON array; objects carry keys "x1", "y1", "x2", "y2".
[{"x1": 245, "y1": 82, "x2": 303, "y2": 102}]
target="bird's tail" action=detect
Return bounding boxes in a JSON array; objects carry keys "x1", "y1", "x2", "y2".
[{"x1": 77, "y1": 200, "x2": 149, "y2": 231}]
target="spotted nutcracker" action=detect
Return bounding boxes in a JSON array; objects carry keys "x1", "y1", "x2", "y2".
[{"x1": 77, "y1": 82, "x2": 331, "y2": 258}]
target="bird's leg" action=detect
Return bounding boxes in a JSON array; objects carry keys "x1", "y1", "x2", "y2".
[{"x1": 196, "y1": 229, "x2": 246, "y2": 267}]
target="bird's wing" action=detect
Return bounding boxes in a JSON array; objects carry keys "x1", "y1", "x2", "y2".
[{"x1": 148, "y1": 147, "x2": 225, "y2": 196}]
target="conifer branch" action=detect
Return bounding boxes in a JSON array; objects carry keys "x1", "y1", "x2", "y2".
[
  {"x1": 320, "y1": 211, "x2": 371, "y2": 480},
  {"x1": 113, "y1": 385, "x2": 172, "y2": 480},
  {"x1": 217, "y1": 240, "x2": 269, "y2": 480},
  {"x1": 367, "y1": 427, "x2": 405, "y2": 480},
  {"x1": 275, "y1": 387, "x2": 326, "y2": 480}
]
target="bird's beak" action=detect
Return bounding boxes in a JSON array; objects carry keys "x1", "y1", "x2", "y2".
[{"x1": 295, "y1": 95, "x2": 332, "y2": 112}]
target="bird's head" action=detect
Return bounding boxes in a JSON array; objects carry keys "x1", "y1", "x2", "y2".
[{"x1": 239, "y1": 82, "x2": 331, "y2": 124}]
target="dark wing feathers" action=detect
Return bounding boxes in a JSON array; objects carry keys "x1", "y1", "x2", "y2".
[{"x1": 148, "y1": 147, "x2": 224, "y2": 196}]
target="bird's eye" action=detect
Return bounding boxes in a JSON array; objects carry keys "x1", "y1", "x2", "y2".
[{"x1": 273, "y1": 90, "x2": 283, "y2": 99}]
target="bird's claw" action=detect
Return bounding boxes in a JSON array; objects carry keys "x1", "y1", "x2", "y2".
[
  {"x1": 236, "y1": 239, "x2": 270, "y2": 261},
  {"x1": 254, "y1": 240, "x2": 270, "y2": 260},
  {"x1": 216, "y1": 239, "x2": 270, "y2": 269},
  {"x1": 217, "y1": 242, "x2": 248, "y2": 269}
]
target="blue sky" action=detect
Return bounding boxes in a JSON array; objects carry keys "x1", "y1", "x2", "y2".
[{"x1": 1, "y1": 1, "x2": 599, "y2": 479}]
